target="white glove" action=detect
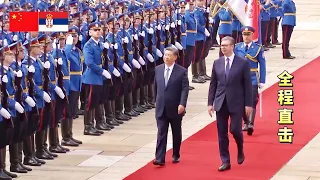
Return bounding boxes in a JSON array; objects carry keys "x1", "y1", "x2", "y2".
[
  {"x1": 54, "y1": 86, "x2": 65, "y2": 99},
  {"x1": 25, "y1": 96, "x2": 36, "y2": 107},
  {"x1": 44, "y1": 61, "x2": 50, "y2": 69},
  {"x1": 53, "y1": 39, "x2": 57, "y2": 44},
  {"x1": 114, "y1": 43, "x2": 118, "y2": 49},
  {"x1": 134, "y1": 34, "x2": 138, "y2": 40},
  {"x1": 148, "y1": 28, "x2": 154, "y2": 34},
  {"x1": 122, "y1": 37, "x2": 129, "y2": 44},
  {"x1": 165, "y1": 25, "x2": 170, "y2": 31},
  {"x1": 175, "y1": 42, "x2": 183, "y2": 50},
  {"x1": 157, "y1": 24, "x2": 161, "y2": 30},
  {"x1": 14, "y1": 70, "x2": 23, "y2": 77},
  {"x1": 28, "y1": 65, "x2": 35, "y2": 73},
  {"x1": 3, "y1": 39, "x2": 7, "y2": 46},
  {"x1": 43, "y1": 91, "x2": 51, "y2": 103},
  {"x1": 205, "y1": 28, "x2": 210, "y2": 37},
  {"x1": 13, "y1": 34, "x2": 18, "y2": 41},
  {"x1": 156, "y1": 49, "x2": 163, "y2": 57},
  {"x1": 2, "y1": 75, "x2": 8, "y2": 83},
  {"x1": 66, "y1": 35, "x2": 73, "y2": 45},
  {"x1": 15, "y1": 102, "x2": 24, "y2": 113},
  {"x1": 170, "y1": 22, "x2": 175, "y2": 28},
  {"x1": 102, "y1": 69, "x2": 111, "y2": 79},
  {"x1": 206, "y1": 7, "x2": 210, "y2": 13},
  {"x1": 138, "y1": 56, "x2": 145, "y2": 65},
  {"x1": 225, "y1": 7, "x2": 229, "y2": 11},
  {"x1": 103, "y1": 42, "x2": 109, "y2": 49},
  {"x1": 259, "y1": 83, "x2": 265, "y2": 89},
  {"x1": 26, "y1": 33, "x2": 30, "y2": 40},
  {"x1": 0, "y1": 108, "x2": 11, "y2": 119},
  {"x1": 122, "y1": 63, "x2": 131, "y2": 73},
  {"x1": 147, "y1": 53, "x2": 154, "y2": 62},
  {"x1": 132, "y1": 59, "x2": 141, "y2": 69},
  {"x1": 209, "y1": 17, "x2": 214, "y2": 24},
  {"x1": 52, "y1": 42, "x2": 57, "y2": 49},
  {"x1": 112, "y1": 68, "x2": 120, "y2": 77},
  {"x1": 139, "y1": 31, "x2": 145, "y2": 37},
  {"x1": 177, "y1": 20, "x2": 182, "y2": 25},
  {"x1": 79, "y1": 35, "x2": 83, "y2": 41}
]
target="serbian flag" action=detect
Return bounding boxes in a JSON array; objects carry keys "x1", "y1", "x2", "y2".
[
  {"x1": 38, "y1": 12, "x2": 69, "y2": 32},
  {"x1": 9, "y1": 12, "x2": 39, "y2": 32},
  {"x1": 226, "y1": 0, "x2": 260, "y2": 41}
]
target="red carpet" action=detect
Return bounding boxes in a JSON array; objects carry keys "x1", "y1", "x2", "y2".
[{"x1": 124, "y1": 57, "x2": 320, "y2": 180}]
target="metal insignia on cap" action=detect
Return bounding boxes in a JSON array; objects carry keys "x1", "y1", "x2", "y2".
[
  {"x1": 60, "y1": 32, "x2": 64, "y2": 36},
  {"x1": 245, "y1": 27, "x2": 248, "y2": 31},
  {"x1": 95, "y1": 24, "x2": 99, "y2": 27}
]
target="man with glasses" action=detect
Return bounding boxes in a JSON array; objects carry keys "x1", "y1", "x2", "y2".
[
  {"x1": 208, "y1": 36, "x2": 252, "y2": 172},
  {"x1": 234, "y1": 26, "x2": 266, "y2": 136}
]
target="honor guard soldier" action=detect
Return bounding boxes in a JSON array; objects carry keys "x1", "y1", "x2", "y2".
[
  {"x1": 105, "y1": 15, "x2": 126, "y2": 126},
  {"x1": 8, "y1": 41, "x2": 34, "y2": 173},
  {"x1": 217, "y1": 0, "x2": 233, "y2": 56},
  {"x1": 192, "y1": 0, "x2": 210, "y2": 83},
  {"x1": 234, "y1": 26, "x2": 266, "y2": 136},
  {"x1": 174, "y1": 0, "x2": 187, "y2": 68},
  {"x1": 0, "y1": 45, "x2": 26, "y2": 179},
  {"x1": 22, "y1": 38, "x2": 52, "y2": 166},
  {"x1": 281, "y1": 0, "x2": 296, "y2": 59},
  {"x1": 268, "y1": 0, "x2": 280, "y2": 46},
  {"x1": 82, "y1": 22, "x2": 111, "y2": 136},
  {"x1": 69, "y1": 0, "x2": 79, "y2": 14},
  {"x1": 260, "y1": 0, "x2": 272, "y2": 50},
  {"x1": 60, "y1": 27, "x2": 83, "y2": 146},
  {"x1": 184, "y1": 0, "x2": 197, "y2": 89}
]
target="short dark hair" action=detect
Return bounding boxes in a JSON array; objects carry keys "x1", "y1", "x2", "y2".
[
  {"x1": 221, "y1": 36, "x2": 235, "y2": 45},
  {"x1": 164, "y1": 46, "x2": 179, "y2": 57}
]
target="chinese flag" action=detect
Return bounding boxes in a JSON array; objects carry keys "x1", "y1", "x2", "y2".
[{"x1": 9, "y1": 12, "x2": 39, "y2": 32}]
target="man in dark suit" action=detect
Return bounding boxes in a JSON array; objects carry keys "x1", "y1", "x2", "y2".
[
  {"x1": 153, "y1": 47, "x2": 189, "y2": 166},
  {"x1": 207, "y1": 36, "x2": 253, "y2": 172}
]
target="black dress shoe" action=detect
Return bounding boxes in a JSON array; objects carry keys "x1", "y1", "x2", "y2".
[
  {"x1": 4, "y1": 170, "x2": 17, "y2": 178},
  {"x1": 44, "y1": 148, "x2": 58, "y2": 157},
  {"x1": 106, "y1": 118, "x2": 120, "y2": 126},
  {"x1": 238, "y1": 151, "x2": 245, "y2": 165},
  {"x1": 200, "y1": 75, "x2": 211, "y2": 81},
  {"x1": 35, "y1": 151, "x2": 54, "y2": 160},
  {"x1": 61, "y1": 139, "x2": 80, "y2": 147},
  {"x1": 172, "y1": 157, "x2": 180, "y2": 164},
  {"x1": 19, "y1": 163, "x2": 32, "y2": 171},
  {"x1": 272, "y1": 42, "x2": 281, "y2": 45},
  {"x1": 10, "y1": 164, "x2": 28, "y2": 173},
  {"x1": 71, "y1": 137, "x2": 83, "y2": 144},
  {"x1": 189, "y1": 86, "x2": 195, "y2": 90},
  {"x1": 33, "y1": 157, "x2": 46, "y2": 164},
  {"x1": 23, "y1": 157, "x2": 41, "y2": 166},
  {"x1": 283, "y1": 56, "x2": 295, "y2": 59},
  {"x1": 247, "y1": 125, "x2": 254, "y2": 136},
  {"x1": 192, "y1": 77, "x2": 205, "y2": 83},
  {"x1": 96, "y1": 124, "x2": 111, "y2": 131},
  {"x1": 92, "y1": 127, "x2": 104, "y2": 134},
  {"x1": 84, "y1": 127, "x2": 102, "y2": 136},
  {"x1": 57, "y1": 144, "x2": 70, "y2": 152},
  {"x1": 124, "y1": 111, "x2": 138, "y2": 117},
  {"x1": 153, "y1": 160, "x2": 165, "y2": 166},
  {"x1": 114, "y1": 118, "x2": 124, "y2": 124},
  {"x1": 134, "y1": 107, "x2": 145, "y2": 113},
  {"x1": 218, "y1": 163, "x2": 231, "y2": 172},
  {"x1": 0, "y1": 169, "x2": 12, "y2": 180}
]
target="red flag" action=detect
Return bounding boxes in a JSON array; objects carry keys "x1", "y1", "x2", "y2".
[
  {"x1": 9, "y1": 12, "x2": 39, "y2": 32},
  {"x1": 247, "y1": 0, "x2": 260, "y2": 41}
]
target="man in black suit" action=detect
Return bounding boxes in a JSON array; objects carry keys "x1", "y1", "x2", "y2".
[
  {"x1": 207, "y1": 36, "x2": 253, "y2": 171},
  {"x1": 153, "y1": 47, "x2": 189, "y2": 166}
]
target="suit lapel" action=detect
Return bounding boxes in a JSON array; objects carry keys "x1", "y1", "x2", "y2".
[
  {"x1": 227, "y1": 56, "x2": 238, "y2": 83},
  {"x1": 165, "y1": 64, "x2": 176, "y2": 90}
]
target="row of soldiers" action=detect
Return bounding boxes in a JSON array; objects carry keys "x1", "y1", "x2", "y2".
[{"x1": 0, "y1": 0, "x2": 296, "y2": 179}]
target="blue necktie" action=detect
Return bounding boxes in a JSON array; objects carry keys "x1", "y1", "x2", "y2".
[
  {"x1": 165, "y1": 68, "x2": 170, "y2": 87},
  {"x1": 225, "y1": 58, "x2": 230, "y2": 79},
  {"x1": 245, "y1": 45, "x2": 249, "y2": 51}
]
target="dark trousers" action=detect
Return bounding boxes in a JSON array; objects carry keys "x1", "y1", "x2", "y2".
[
  {"x1": 66, "y1": 91, "x2": 80, "y2": 119},
  {"x1": 282, "y1": 25, "x2": 294, "y2": 58},
  {"x1": 232, "y1": 31, "x2": 243, "y2": 43},
  {"x1": 184, "y1": 46, "x2": 194, "y2": 69},
  {"x1": 155, "y1": 111, "x2": 182, "y2": 163},
  {"x1": 273, "y1": 17, "x2": 281, "y2": 43},
  {"x1": 261, "y1": 20, "x2": 269, "y2": 46},
  {"x1": 216, "y1": 99, "x2": 243, "y2": 164},
  {"x1": 212, "y1": 20, "x2": 220, "y2": 45},
  {"x1": 243, "y1": 85, "x2": 259, "y2": 124},
  {"x1": 193, "y1": 40, "x2": 204, "y2": 63},
  {"x1": 84, "y1": 84, "x2": 103, "y2": 111},
  {"x1": 268, "y1": 17, "x2": 277, "y2": 44}
]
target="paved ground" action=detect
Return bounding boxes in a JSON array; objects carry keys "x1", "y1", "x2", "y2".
[{"x1": 4, "y1": 0, "x2": 320, "y2": 179}]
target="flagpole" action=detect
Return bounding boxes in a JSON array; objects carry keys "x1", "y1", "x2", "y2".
[{"x1": 259, "y1": 90, "x2": 262, "y2": 117}]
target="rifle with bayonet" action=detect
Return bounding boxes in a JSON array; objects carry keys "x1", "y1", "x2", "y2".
[
  {"x1": 169, "y1": 4, "x2": 176, "y2": 46},
  {"x1": 132, "y1": 12, "x2": 143, "y2": 74},
  {"x1": 176, "y1": 2, "x2": 184, "y2": 64},
  {"x1": 102, "y1": 15, "x2": 113, "y2": 86},
  {"x1": 139, "y1": 3, "x2": 147, "y2": 71},
  {"x1": 147, "y1": 8, "x2": 155, "y2": 68},
  {"x1": 156, "y1": 8, "x2": 161, "y2": 52},
  {"x1": 111, "y1": 7, "x2": 122, "y2": 83},
  {"x1": 164, "y1": 5, "x2": 169, "y2": 47},
  {"x1": 122, "y1": 7, "x2": 132, "y2": 78},
  {"x1": 42, "y1": 36, "x2": 53, "y2": 110}
]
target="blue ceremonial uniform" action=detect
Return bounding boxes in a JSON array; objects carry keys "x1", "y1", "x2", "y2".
[
  {"x1": 0, "y1": 66, "x2": 18, "y2": 117},
  {"x1": 281, "y1": 0, "x2": 296, "y2": 58},
  {"x1": 218, "y1": 7, "x2": 233, "y2": 35},
  {"x1": 64, "y1": 44, "x2": 83, "y2": 92},
  {"x1": 232, "y1": 15, "x2": 242, "y2": 43},
  {"x1": 39, "y1": 53, "x2": 57, "y2": 100},
  {"x1": 106, "y1": 32, "x2": 125, "y2": 75},
  {"x1": 194, "y1": 7, "x2": 206, "y2": 41},
  {"x1": 185, "y1": 9, "x2": 197, "y2": 47},
  {"x1": 52, "y1": 49, "x2": 70, "y2": 95}
]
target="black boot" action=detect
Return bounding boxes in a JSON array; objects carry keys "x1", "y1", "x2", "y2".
[
  {"x1": 198, "y1": 59, "x2": 210, "y2": 80},
  {"x1": 56, "y1": 126, "x2": 70, "y2": 152},
  {"x1": 115, "y1": 96, "x2": 128, "y2": 122},
  {"x1": 247, "y1": 108, "x2": 257, "y2": 136},
  {"x1": 95, "y1": 105, "x2": 111, "y2": 131},
  {"x1": 105, "y1": 101, "x2": 119, "y2": 126},
  {"x1": 147, "y1": 84, "x2": 156, "y2": 108},
  {"x1": 0, "y1": 148, "x2": 11, "y2": 180},
  {"x1": 35, "y1": 130, "x2": 53, "y2": 160},
  {"x1": 1, "y1": 148, "x2": 17, "y2": 178},
  {"x1": 191, "y1": 63, "x2": 205, "y2": 83},
  {"x1": 18, "y1": 142, "x2": 32, "y2": 171},
  {"x1": 9, "y1": 144, "x2": 28, "y2": 173},
  {"x1": 124, "y1": 92, "x2": 138, "y2": 117},
  {"x1": 68, "y1": 118, "x2": 82, "y2": 144},
  {"x1": 23, "y1": 135, "x2": 41, "y2": 166},
  {"x1": 61, "y1": 119, "x2": 79, "y2": 146},
  {"x1": 49, "y1": 127, "x2": 67, "y2": 153},
  {"x1": 43, "y1": 129, "x2": 58, "y2": 157},
  {"x1": 84, "y1": 110, "x2": 101, "y2": 136},
  {"x1": 31, "y1": 134, "x2": 46, "y2": 165}
]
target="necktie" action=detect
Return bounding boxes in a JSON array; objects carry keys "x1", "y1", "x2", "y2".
[
  {"x1": 225, "y1": 58, "x2": 230, "y2": 79},
  {"x1": 245, "y1": 45, "x2": 249, "y2": 51},
  {"x1": 165, "y1": 68, "x2": 170, "y2": 87}
]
